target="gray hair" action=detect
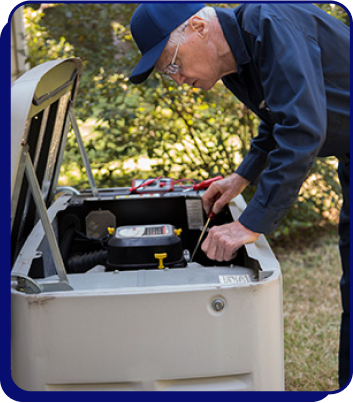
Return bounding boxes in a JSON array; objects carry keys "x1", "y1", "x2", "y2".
[{"x1": 166, "y1": 6, "x2": 217, "y2": 50}]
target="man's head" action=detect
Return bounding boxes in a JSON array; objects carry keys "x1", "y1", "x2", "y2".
[
  {"x1": 129, "y1": 3, "x2": 205, "y2": 84},
  {"x1": 130, "y1": 3, "x2": 237, "y2": 90}
]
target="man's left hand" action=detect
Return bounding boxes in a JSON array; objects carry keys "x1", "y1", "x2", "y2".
[{"x1": 201, "y1": 220, "x2": 260, "y2": 261}]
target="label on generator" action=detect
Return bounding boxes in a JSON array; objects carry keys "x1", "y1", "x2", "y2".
[
  {"x1": 185, "y1": 199, "x2": 204, "y2": 230},
  {"x1": 218, "y1": 274, "x2": 252, "y2": 284},
  {"x1": 116, "y1": 224, "x2": 172, "y2": 239}
]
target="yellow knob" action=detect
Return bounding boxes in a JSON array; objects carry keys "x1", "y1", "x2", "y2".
[
  {"x1": 174, "y1": 228, "x2": 182, "y2": 236},
  {"x1": 107, "y1": 227, "x2": 115, "y2": 235},
  {"x1": 155, "y1": 253, "x2": 167, "y2": 269}
]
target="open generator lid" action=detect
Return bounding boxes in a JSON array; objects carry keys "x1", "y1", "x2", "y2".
[{"x1": 11, "y1": 58, "x2": 83, "y2": 264}]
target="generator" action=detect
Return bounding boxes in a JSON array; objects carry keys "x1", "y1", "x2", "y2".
[{"x1": 11, "y1": 58, "x2": 284, "y2": 391}]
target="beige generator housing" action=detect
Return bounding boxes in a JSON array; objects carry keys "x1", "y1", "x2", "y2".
[{"x1": 11, "y1": 58, "x2": 284, "y2": 391}]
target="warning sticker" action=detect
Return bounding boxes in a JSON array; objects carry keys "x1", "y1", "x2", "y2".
[
  {"x1": 185, "y1": 199, "x2": 204, "y2": 230},
  {"x1": 218, "y1": 274, "x2": 252, "y2": 284}
]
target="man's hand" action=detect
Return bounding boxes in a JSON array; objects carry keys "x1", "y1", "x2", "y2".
[
  {"x1": 201, "y1": 172, "x2": 257, "y2": 261},
  {"x1": 202, "y1": 173, "x2": 250, "y2": 215},
  {"x1": 201, "y1": 220, "x2": 260, "y2": 261}
]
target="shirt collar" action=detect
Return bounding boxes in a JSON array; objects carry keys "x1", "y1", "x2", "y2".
[{"x1": 214, "y1": 6, "x2": 251, "y2": 76}]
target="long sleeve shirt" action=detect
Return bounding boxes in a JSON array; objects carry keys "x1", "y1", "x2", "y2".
[{"x1": 215, "y1": 4, "x2": 350, "y2": 234}]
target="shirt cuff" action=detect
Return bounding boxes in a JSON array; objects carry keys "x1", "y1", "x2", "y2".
[{"x1": 238, "y1": 198, "x2": 289, "y2": 234}]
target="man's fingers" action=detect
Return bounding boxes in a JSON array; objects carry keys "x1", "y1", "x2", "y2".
[
  {"x1": 202, "y1": 173, "x2": 250, "y2": 215},
  {"x1": 200, "y1": 221, "x2": 260, "y2": 262},
  {"x1": 224, "y1": 245, "x2": 239, "y2": 261},
  {"x1": 212, "y1": 191, "x2": 232, "y2": 214},
  {"x1": 202, "y1": 187, "x2": 221, "y2": 214},
  {"x1": 202, "y1": 227, "x2": 239, "y2": 261}
]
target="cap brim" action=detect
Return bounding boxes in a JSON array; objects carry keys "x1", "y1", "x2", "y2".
[{"x1": 129, "y1": 35, "x2": 170, "y2": 84}]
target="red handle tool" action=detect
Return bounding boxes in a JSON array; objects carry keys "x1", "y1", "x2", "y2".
[{"x1": 183, "y1": 175, "x2": 223, "y2": 192}]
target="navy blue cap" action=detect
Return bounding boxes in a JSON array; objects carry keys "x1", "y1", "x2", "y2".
[{"x1": 129, "y1": 3, "x2": 205, "y2": 84}]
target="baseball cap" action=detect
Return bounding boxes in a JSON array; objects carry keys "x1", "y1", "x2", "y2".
[{"x1": 129, "y1": 3, "x2": 205, "y2": 84}]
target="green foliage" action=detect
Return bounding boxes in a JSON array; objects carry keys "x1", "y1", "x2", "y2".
[
  {"x1": 272, "y1": 157, "x2": 342, "y2": 239},
  {"x1": 316, "y1": 3, "x2": 350, "y2": 26},
  {"x1": 23, "y1": 3, "x2": 346, "y2": 239}
]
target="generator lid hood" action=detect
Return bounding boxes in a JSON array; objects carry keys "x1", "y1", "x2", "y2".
[{"x1": 11, "y1": 58, "x2": 83, "y2": 264}]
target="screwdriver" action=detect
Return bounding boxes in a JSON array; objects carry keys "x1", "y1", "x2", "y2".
[
  {"x1": 183, "y1": 175, "x2": 223, "y2": 192},
  {"x1": 190, "y1": 211, "x2": 216, "y2": 262}
]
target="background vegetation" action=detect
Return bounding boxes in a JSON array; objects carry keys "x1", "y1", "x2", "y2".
[
  {"x1": 23, "y1": 2, "x2": 347, "y2": 241},
  {"x1": 21, "y1": 2, "x2": 348, "y2": 391}
]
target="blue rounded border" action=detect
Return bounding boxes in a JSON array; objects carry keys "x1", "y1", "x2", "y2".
[{"x1": 1, "y1": 0, "x2": 351, "y2": 401}]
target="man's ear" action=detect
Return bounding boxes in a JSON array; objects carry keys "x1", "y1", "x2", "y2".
[{"x1": 189, "y1": 16, "x2": 208, "y2": 39}]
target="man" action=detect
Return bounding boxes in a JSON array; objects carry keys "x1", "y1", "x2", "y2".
[{"x1": 129, "y1": 3, "x2": 350, "y2": 388}]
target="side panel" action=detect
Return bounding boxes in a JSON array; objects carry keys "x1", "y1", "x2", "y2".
[{"x1": 11, "y1": 276, "x2": 284, "y2": 391}]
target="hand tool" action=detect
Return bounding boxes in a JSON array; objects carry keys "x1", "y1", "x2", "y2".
[
  {"x1": 182, "y1": 175, "x2": 223, "y2": 192},
  {"x1": 190, "y1": 211, "x2": 215, "y2": 262}
]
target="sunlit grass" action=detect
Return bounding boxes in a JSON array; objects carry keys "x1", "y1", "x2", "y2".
[{"x1": 273, "y1": 226, "x2": 341, "y2": 391}]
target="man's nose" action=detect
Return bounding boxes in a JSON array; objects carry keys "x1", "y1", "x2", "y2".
[{"x1": 171, "y1": 73, "x2": 185, "y2": 86}]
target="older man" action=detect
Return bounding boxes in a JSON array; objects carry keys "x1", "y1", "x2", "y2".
[{"x1": 129, "y1": 3, "x2": 350, "y2": 388}]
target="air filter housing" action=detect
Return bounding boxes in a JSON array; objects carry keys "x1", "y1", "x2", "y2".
[{"x1": 107, "y1": 224, "x2": 185, "y2": 270}]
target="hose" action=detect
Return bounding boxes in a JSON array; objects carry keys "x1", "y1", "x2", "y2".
[{"x1": 67, "y1": 250, "x2": 108, "y2": 273}]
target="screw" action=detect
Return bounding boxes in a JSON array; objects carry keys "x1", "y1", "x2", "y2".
[{"x1": 211, "y1": 298, "x2": 225, "y2": 311}]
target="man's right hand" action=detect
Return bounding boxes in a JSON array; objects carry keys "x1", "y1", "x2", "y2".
[{"x1": 201, "y1": 173, "x2": 250, "y2": 214}]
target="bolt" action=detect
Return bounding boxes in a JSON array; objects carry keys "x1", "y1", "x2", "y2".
[{"x1": 211, "y1": 298, "x2": 225, "y2": 311}]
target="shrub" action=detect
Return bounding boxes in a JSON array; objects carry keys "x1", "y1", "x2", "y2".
[{"x1": 23, "y1": 3, "x2": 346, "y2": 239}]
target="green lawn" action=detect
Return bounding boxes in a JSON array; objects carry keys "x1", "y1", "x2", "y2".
[{"x1": 272, "y1": 225, "x2": 342, "y2": 391}]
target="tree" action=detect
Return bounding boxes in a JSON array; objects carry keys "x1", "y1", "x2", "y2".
[{"x1": 23, "y1": 3, "x2": 346, "y2": 239}]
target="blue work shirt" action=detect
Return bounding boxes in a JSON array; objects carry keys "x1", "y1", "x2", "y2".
[{"x1": 215, "y1": 4, "x2": 350, "y2": 234}]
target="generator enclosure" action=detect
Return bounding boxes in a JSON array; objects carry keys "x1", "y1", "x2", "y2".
[{"x1": 11, "y1": 58, "x2": 284, "y2": 392}]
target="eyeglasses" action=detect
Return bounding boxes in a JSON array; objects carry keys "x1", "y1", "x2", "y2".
[{"x1": 163, "y1": 25, "x2": 187, "y2": 76}]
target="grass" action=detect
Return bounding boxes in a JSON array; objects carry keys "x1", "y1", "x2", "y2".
[{"x1": 272, "y1": 225, "x2": 342, "y2": 391}]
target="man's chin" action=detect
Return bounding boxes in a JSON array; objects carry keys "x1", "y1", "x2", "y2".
[{"x1": 196, "y1": 80, "x2": 218, "y2": 91}]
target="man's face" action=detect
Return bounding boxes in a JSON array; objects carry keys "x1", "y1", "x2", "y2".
[{"x1": 155, "y1": 21, "x2": 221, "y2": 91}]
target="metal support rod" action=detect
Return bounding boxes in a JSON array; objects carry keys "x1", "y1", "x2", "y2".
[
  {"x1": 49, "y1": 109, "x2": 71, "y2": 201},
  {"x1": 69, "y1": 108, "x2": 99, "y2": 198},
  {"x1": 11, "y1": 142, "x2": 27, "y2": 232},
  {"x1": 24, "y1": 149, "x2": 70, "y2": 284}
]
